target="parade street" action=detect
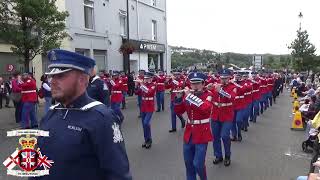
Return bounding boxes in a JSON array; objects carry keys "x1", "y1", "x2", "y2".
[{"x1": 0, "y1": 92, "x2": 311, "y2": 180}]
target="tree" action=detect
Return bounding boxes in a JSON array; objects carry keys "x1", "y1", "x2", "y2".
[
  {"x1": 288, "y1": 28, "x2": 317, "y2": 72},
  {"x1": 0, "y1": 0, "x2": 69, "y2": 72}
]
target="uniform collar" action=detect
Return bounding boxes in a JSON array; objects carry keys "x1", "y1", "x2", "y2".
[{"x1": 63, "y1": 92, "x2": 92, "y2": 109}]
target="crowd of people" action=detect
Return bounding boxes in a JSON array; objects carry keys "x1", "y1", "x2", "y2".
[
  {"x1": 284, "y1": 73, "x2": 320, "y2": 180},
  {"x1": 1, "y1": 49, "x2": 289, "y2": 180}
]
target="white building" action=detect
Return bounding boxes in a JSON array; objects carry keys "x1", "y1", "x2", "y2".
[
  {"x1": 0, "y1": 0, "x2": 170, "y2": 84},
  {"x1": 43, "y1": 0, "x2": 170, "y2": 74}
]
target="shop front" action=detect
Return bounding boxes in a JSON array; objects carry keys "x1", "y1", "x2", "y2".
[{"x1": 123, "y1": 39, "x2": 166, "y2": 73}]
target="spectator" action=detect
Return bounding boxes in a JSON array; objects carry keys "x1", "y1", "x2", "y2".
[
  {"x1": 41, "y1": 74, "x2": 52, "y2": 114},
  {"x1": 19, "y1": 72, "x2": 38, "y2": 129},
  {"x1": 4, "y1": 77, "x2": 12, "y2": 107},
  {"x1": 11, "y1": 71, "x2": 22, "y2": 123},
  {"x1": 0, "y1": 77, "x2": 4, "y2": 109},
  {"x1": 302, "y1": 84, "x2": 316, "y2": 98},
  {"x1": 128, "y1": 71, "x2": 135, "y2": 96}
]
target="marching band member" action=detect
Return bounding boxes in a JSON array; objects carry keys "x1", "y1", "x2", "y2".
[
  {"x1": 242, "y1": 72, "x2": 253, "y2": 131},
  {"x1": 140, "y1": 72, "x2": 156, "y2": 149},
  {"x1": 110, "y1": 71, "x2": 124, "y2": 124},
  {"x1": 175, "y1": 71, "x2": 213, "y2": 180},
  {"x1": 231, "y1": 72, "x2": 246, "y2": 141},
  {"x1": 121, "y1": 71, "x2": 128, "y2": 109},
  {"x1": 251, "y1": 71, "x2": 261, "y2": 122},
  {"x1": 266, "y1": 71, "x2": 275, "y2": 107},
  {"x1": 258, "y1": 70, "x2": 268, "y2": 114},
  {"x1": 167, "y1": 70, "x2": 186, "y2": 133},
  {"x1": 155, "y1": 70, "x2": 166, "y2": 112},
  {"x1": 135, "y1": 70, "x2": 145, "y2": 118},
  {"x1": 209, "y1": 69, "x2": 236, "y2": 166}
]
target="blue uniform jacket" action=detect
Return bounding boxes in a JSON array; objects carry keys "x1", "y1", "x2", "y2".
[
  {"x1": 87, "y1": 76, "x2": 109, "y2": 105},
  {"x1": 29, "y1": 93, "x2": 132, "y2": 180}
]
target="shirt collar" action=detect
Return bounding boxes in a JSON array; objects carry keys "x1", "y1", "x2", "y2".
[{"x1": 63, "y1": 92, "x2": 92, "y2": 109}]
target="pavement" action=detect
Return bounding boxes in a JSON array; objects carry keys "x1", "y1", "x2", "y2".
[{"x1": 0, "y1": 92, "x2": 312, "y2": 180}]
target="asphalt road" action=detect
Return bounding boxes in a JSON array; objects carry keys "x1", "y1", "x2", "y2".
[{"x1": 0, "y1": 91, "x2": 312, "y2": 180}]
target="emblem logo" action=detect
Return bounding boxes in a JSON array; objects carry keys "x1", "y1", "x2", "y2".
[
  {"x1": 112, "y1": 123, "x2": 123, "y2": 143},
  {"x1": 50, "y1": 51, "x2": 57, "y2": 61},
  {"x1": 3, "y1": 130, "x2": 54, "y2": 177}
]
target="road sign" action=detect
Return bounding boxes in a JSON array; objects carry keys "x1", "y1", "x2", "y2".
[
  {"x1": 252, "y1": 56, "x2": 263, "y2": 70},
  {"x1": 6, "y1": 64, "x2": 15, "y2": 72}
]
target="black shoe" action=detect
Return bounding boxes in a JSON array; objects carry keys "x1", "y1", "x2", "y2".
[
  {"x1": 237, "y1": 135, "x2": 242, "y2": 142},
  {"x1": 230, "y1": 137, "x2": 237, "y2": 141},
  {"x1": 5, "y1": 105, "x2": 10, "y2": 108},
  {"x1": 142, "y1": 142, "x2": 147, "y2": 148},
  {"x1": 145, "y1": 141, "x2": 152, "y2": 149},
  {"x1": 138, "y1": 115, "x2": 141, "y2": 118},
  {"x1": 244, "y1": 127, "x2": 248, "y2": 132},
  {"x1": 162, "y1": 108, "x2": 165, "y2": 111},
  {"x1": 224, "y1": 157, "x2": 231, "y2": 166},
  {"x1": 156, "y1": 110, "x2": 160, "y2": 112},
  {"x1": 213, "y1": 157, "x2": 223, "y2": 164},
  {"x1": 169, "y1": 129, "x2": 177, "y2": 133}
]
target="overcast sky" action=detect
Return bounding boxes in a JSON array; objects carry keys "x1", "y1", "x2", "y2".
[{"x1": 167, "y1": 0, "x2": 320, "y2": 55}]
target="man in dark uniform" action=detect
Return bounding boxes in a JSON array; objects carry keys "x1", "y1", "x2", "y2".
[
  {"x1": 30, "y1": 49, "x2": 132, "y2": 180},
  {"x1": 87, "y1": 67, "x2": 109, "y2": 105}
]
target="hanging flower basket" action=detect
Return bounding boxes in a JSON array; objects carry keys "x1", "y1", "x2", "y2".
[{"x1": 119, "y1": 42, "x2": 136, "y2": 54}]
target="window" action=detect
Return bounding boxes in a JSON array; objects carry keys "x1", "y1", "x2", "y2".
[
  {"x1": 119, "y1": 11, "x2": 127, "y2": 37},
  {"x1": 94, "y1": 50, "x2": 108, "y2": 71},
  {"x1": 151, "y1": 20, "x2": 157, "y2": 41},
  {"x1": 84, "y1": 0, "x2": 94, "y2": 30},
  {"x1": 151, "y1": 0, "x2": 156, "y2": 6},
  {"x1": 75, "y1": 48, "x2": 90, "y2": 57}
]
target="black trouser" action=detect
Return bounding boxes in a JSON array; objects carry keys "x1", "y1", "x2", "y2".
[
  {"x1": 5, "y1": 94, "x2": 10, "y2": 106},
  {"x1": 310, "y1": 140, "x2": 320, "y2": 173},
  {"x1": 0, "y1": 93, "x2": 3, "y2": 108},
  {"x1": 13, "y1": 101, "x2": 22, "y2": 123}
]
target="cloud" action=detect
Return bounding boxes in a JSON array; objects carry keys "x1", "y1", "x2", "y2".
[{"x1": 167, "y1": 0, "x2": 320, "y2": 55}]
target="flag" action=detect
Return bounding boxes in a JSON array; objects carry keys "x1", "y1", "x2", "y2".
[{"x1": 3, "y1": 150, "x2": 19, "y2": 170}]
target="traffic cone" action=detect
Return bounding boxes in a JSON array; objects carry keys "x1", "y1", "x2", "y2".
[
  {"x1": 291, "y1": 107, "x2": 304, "y2": 131},
  {"x1": 290, "y1": 88, "x2": 295, "y2": 97},
  {"x1": 292, "y1": 99, "x2": 300, "y2": 113}
]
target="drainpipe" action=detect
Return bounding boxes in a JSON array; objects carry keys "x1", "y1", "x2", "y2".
[{"x1": 136, "y1": 0, "x2": 141, "y2": 71}]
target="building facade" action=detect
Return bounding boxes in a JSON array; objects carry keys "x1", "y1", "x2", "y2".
[
  {"x1": 0, "y1": 0, "x2": 170, "y2": 82},
  {"x1": 45, "y1": 0, "x2": 170, "y2": 74}
]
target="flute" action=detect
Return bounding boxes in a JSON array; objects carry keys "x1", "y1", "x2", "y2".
[{"x1": 172, "y1": 89, "x2": 195, "y2": 93}]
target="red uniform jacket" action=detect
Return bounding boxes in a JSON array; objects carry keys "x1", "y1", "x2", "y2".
[
  {"x1": 167, "y1": 78, "x2": 185, "y2": 101},
  {"x1": 155, "y1": 75, "x2": 166, "y2": 92},
  {"x1": 176, "y1": 90, "x2": 213, "y2": 144},
  {"x1": 141, "y1": 82, "x2": 156, "y2": 112},
  {"x1": 20, "y1": 78, "x2": 37, "y2": 103},
  {"x1": 232, "y1": 81, "x2": 246, "y2": 110},
  {"x1": 243, "y1": 80, "x2": 253, "y2": 105},
  {"x1": 251, "y1": 78, "x2": 261, "y2": 101},
  {"x1": 259, "y1": 77, "x2": 268, "y2": 94},
  {"x1": 121, "y1": 75, "x2": 128, "y2": 92},
  {"x1": 210, "y1": 83, "x2": 236, "y2": 122},
  {"x1": 267, "y1": 77, "x2": 274, "y2": 93},
  {"x1": 110, "y1": 78, "x2": 123, "y2": 103},
  {"x1": 135, "y1": 75, "x2": 144, "y2": 96},
  {"x1": 205, "y1": 76, "x2": 215, "y2": 86}
]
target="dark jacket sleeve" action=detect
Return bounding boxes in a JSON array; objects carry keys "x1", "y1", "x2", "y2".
[
  {"x1": 97, "y1": 80, "x2": 108, "y2": 105},
  {"x1": 90, "y1": 109, "x2": 132, "y2": 180}
]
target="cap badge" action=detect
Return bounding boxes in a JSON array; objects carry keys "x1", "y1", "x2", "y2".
[{"x1": 50, "y1": 51, "x2": 57, "y2": 61}]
